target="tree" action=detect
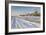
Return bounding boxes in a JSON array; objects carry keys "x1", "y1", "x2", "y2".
[{"x1": 31, "y1": 11, "x2": 40, "y2": 16}]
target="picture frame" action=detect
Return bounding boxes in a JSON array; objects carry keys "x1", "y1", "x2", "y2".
[{"x1": 5, "y1": 1, "x2": 45, "y2": 34}]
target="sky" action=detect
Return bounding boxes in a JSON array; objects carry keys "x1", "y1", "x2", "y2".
[{"x1": 11, "y1": 6, "x2": 41, "y2": 16}]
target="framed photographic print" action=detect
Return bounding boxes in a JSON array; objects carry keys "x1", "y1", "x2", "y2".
[{"x1": 5, "y1": 1, "x2": 45, "y2": 34}]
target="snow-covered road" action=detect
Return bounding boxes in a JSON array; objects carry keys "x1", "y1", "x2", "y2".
[{"x1": 11, "y1": 16, "x2": 40, "y2": 29}]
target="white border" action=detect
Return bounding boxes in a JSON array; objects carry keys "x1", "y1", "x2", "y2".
[{"x1": 8, "y1": 3, "x2": 43, "y2": 32}]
